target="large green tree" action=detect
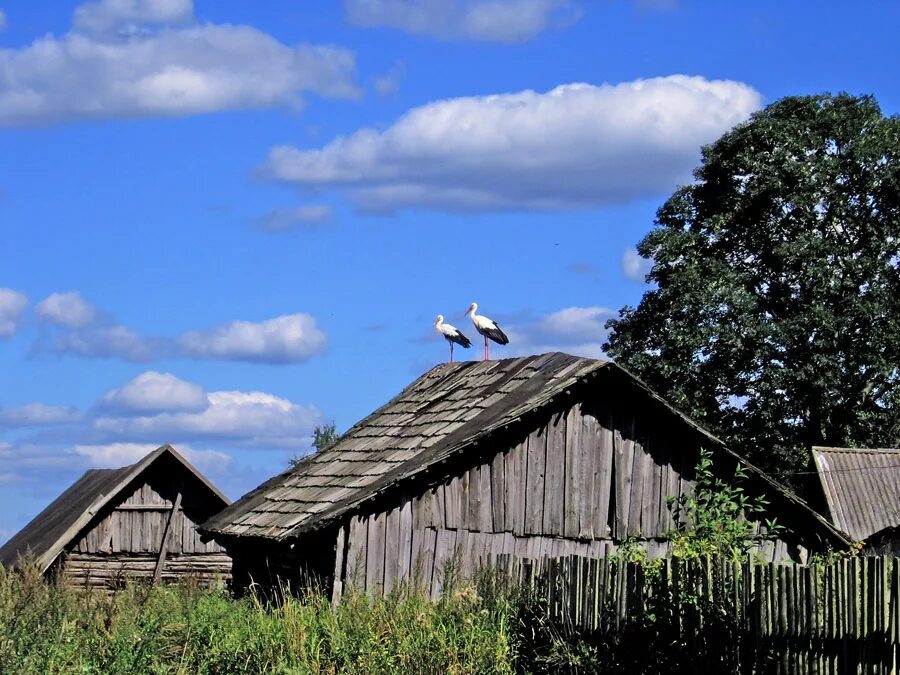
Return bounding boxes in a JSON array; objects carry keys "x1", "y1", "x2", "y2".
[{"x1": 605, "y1": 94, "x2": 900, "y2": 481}]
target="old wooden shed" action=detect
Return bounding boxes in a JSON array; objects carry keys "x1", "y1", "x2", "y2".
[
  {"x1": 203, "y1": 353, "x2": 849, "y2": 598},
  {"x1": 811, "y1": 446, "x2": 900, "y2": 554},
  {"x1": 0, "y1": 444, "x2": 232, "y2": 588}
]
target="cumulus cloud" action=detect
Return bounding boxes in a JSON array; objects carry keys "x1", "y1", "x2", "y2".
[
  {"x1": 0, "y1": 0, "x2": 358, "y2": 126},
  {"x1": 505, "y1": 306, "x2": 615, "y2": 358},
  {"x1": 32, "y1": 291, "x2": 328, "y2": 364},
  {"x1": 36, "y1": 291, "x2": 98, "y2": 328},
  {"x1": 74, "y1": 442, "x2": 230, "y2": 471},
  {"x1": 98, "y1": 371, "x2": 208, "y2": 414},
  {"x1": 74, "y1": 0, "x2": 193, "y2": 36},
  {"x1": 257, "y1": 205, "x2": 333, "y2": 232},
  {"x1": 93, "y1": 388, "x2": 321, "y2": 446},
  {"x1": 622, "y1": 246, "x2": 652, "y2": 281},
  {"x1": 0, "y1": 288, "x2": 28, "y2": 338},
  {"x1": 263, "y1": 75, "x2": 762, "y2": 214},
  {"x1": 180, "y1": 314, "x2": 328, "y2": 363},
  {"x1": 0, "y1": 403, "x2": 82, "y2": 428},
  {"x1": 345, "y1": 0, "x2": 580, "y2": 43},
  {"x1": 43, "y1": 325, "x2": 164, "y2": 361}
]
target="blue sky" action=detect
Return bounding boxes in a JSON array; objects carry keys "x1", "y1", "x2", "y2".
[{"x1": 1, "y1": 0, "x2": 898, "y2": 543}]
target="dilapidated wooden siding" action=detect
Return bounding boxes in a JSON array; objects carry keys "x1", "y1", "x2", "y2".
[
  {"x1": 1, "y1": 445, "x2": 232, "y2": 589},
  {"x1": 338, "y1": 395, "x2": 799, "y2": 597},
  {"x1": 60, "y1": 478, "x2": 230, "y2": 589}
]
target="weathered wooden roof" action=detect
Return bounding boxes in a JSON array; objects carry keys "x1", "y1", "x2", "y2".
[
  {"x1": 0, "y1": 444, "x2": 229, "y2": 572},
  {"x1": 203, "y1": 353, "x2": 849, "y2": 548},
  {"x1": 811, "y1": 446, "x2": 900, "y2": 541}
]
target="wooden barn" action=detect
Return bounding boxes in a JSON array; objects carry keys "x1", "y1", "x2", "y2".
[
  {"x1": 0, "y1": 444, "x2": 232, "y2": 589},
  {"x1": 811, "y1": 446, "x2": 900, "y2": 555},
  {"x1": 202, "y1": 353, "x2": 849, "y2": 599}
]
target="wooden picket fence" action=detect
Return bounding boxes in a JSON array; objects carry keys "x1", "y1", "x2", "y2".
[{"x1": 500, "y1": 554, "x2": 900, "y2": 674}]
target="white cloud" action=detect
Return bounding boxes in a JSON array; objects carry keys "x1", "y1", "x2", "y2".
[
  {"x1": 263, "y1": 75, "x2": 761, "y2": 214},
  {"x1": 32, "y1": 292, "x2": 328, "y2": 364},
  {"x1": 0, "y1": 9, "x2": 7, "y2": 33},
  {"x1": 0, "y1": 2, "x2": 358, "y2": 126},
  {"x1": 36, "y1": 291, "x2": 98, "y2": 328},
  {"x1": 345, "y1": 0, "x2": 580, "y2": 43},
  {"x1": 74, "y1": 0, "x2": 193, "y2": 36},
  {"x1": 0, "y1": 288, "x2": 28, "y2": 338},
  {"x1": 257, "y1": 205, "x2": 333, "y2": 232},
  {"x1": 180, "y1": 314, "x2": 328, "y2": 364},
  {"x1": 622, "y1": 246, "x2": 652, "y2": 281},
  {"x1": 0, "y1": 403, "x2": 82, "y2": 427},
  {"x1": 99, "y1": 371, "x2": 208, "y2": 414},
  {"x1": 93, "y1": 389, "x2": 321, "y2": 446},
  {"x1": 505, "y1": 306, "x2": 614, "y2": 358},
  {"x1": 374, "y1": 61, "x2": 405, "y2": 97},
  {"x1": 44, "y1": 324, "x2": 164, "y2": 361},
  {"x1": 74, "y1": 442, "x2": 230, "y2": 471}
]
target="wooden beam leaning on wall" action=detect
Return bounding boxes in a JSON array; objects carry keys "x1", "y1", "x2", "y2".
[{"x1": 153, "y1": 491, "x2": 182, "y2": 584}]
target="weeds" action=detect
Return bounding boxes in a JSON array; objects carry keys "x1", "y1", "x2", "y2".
[{"x1": 0, "y1": 562, "x2": 515, "y2": 674}]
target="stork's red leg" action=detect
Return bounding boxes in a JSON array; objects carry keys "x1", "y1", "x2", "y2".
[{"x1": 450, "y1": 342, "x2": 454, "y2": 363}]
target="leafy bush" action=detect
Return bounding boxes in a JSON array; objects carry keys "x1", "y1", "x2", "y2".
[{"x1": 666, "y1": 448, "x2": 783, "y2": 560}]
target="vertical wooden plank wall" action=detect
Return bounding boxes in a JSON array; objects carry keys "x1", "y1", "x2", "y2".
[
  {"x1": 63, "y1": 481, "x2": 231, "y2": 588},
  {"x1": 340, "y1": 395, "x2": 805, "y2": 597}
]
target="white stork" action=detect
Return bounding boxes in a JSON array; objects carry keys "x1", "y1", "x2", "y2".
[
  {"x1": 434, "y1": 315, "x2": 472, "y2": 362},
  {"x1": 465, "y1": 302, "x2": 509, "y2": 360}
]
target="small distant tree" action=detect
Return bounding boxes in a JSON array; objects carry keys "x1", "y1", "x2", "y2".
[{"x1": 289, "y1": 422, "x2": 341, "y2": 468}]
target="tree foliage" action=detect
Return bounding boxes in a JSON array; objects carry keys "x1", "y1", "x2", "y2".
[
  {"x1": 605, "y1": 94, "x2": 900, "y2": 480},
  {"x1": 289, "y1": 422, "x2": 341, "y2": 468}
]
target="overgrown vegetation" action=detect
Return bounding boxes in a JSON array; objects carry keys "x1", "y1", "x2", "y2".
[
  {"x1": 666, "y1": 448, "x2": 783, "y2": 560},
  {"x1": 0, "y1": 563, "x2": 515, "y2": 674}
]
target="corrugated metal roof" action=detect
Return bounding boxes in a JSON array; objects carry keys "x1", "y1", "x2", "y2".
[
  {"x1": 204, "y1": 353, "x2": 849, "y2": 548},
  {"x1": 0, "y1": 444, "x2": 230, "y2": 572},
  {"x1": 811, "y1": 446, "x2": 900, "y2": 541}
]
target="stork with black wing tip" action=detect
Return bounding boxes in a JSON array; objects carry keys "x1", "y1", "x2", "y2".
[
  {"x1": 435, "y1": 314, "x2": 472, "y2": 362},
  {"x1": 465, "y1": 302, "x2": 509, "y2": 361}
]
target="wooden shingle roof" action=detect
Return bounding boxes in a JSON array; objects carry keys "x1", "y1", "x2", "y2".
[
  {"x1": 0, "y1": 444, "x2": 229, "y2": 572},
  {"x1": 203, "y1": 353, "x2": 849, "y2": 548},
  {"x1": 812, "y1": 446, "x2": 900, "y2": 541}
]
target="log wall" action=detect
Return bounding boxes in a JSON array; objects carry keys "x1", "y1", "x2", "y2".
[{"x1": 337, "y1": 396, "x2": 804, "y2": 597}]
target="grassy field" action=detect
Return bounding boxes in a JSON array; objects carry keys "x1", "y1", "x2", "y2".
[{"x1": 0, "y1": 565, "x2": 519, "y2": 674}]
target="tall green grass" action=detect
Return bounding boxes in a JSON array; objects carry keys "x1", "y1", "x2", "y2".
[{"x1": 0, "y1": 563, "x2": 516, "y2": 674}]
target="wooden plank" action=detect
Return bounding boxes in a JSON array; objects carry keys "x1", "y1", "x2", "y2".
[
  {"x1": 490, "y1": 449, "x2": 507, "y2": 532},
  {"x1": 576, "y1": 404, "x2": 596, "y2": 539},
  {"x1": 474, "y1": 463, "x2": 493, "y2": 532},
  {"x1": 563, "y1": 405, "x2": 582, "y2": 538},
  {"x1": 443, "y1": 478, "x2": 459, "y2": 530},
  {"x1": 467, "y1": 466, "x2": 482, "y2": 532},
  {"x1": 613, "y1": 408, "x2": 636, "y2": 539},
  {"x1": 331, "y1": 524, "x2": 347, "y2": 604},
  {"x1": 525, "y1": 427, "x2": 547, "y2": 535},
  {"x1": 506, "y1": 439, "x2": 528, "y2": 536},
  {"x1": 366, "y1": 512, "x2": 387, "y2": 594},
  {"x1": 544, "y1": 410, "x2": 567, "y2": 536},
  {"x1": 592, "y1": 406, "x2": 614, "y2": 538},
  {"x1": 153, "y1": 491, "x2": 182, "y2": 584},
  {"x1": 432, "y1": 529, "x2": 457, "y2": 598},
  {"x1": 628, "y1": 431, "x2": 649, "y2": 536},
  {"x1": 383, "y1": 506, "x2": 401, "y2": 594},
  {"x1": 397, "y1": 499, "x2": 413, "y2": 586}
]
